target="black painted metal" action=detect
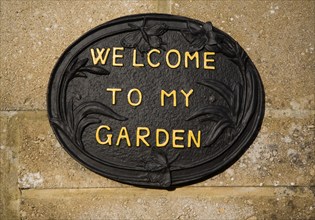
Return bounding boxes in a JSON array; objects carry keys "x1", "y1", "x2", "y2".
[{"x1": 47, "y1": 14, "x2": 265, "y2": 189}]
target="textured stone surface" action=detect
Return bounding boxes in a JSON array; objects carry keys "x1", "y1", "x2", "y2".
[
  {"x1": 171, "y1": 1, "x2": 315, "y2": 112},
  {"x1": 1, "y1": 0, "x2": 315, "y2": 219},
  {"x1": 0, "y1": 0, "x2": 160, "y2": 111},
  {"x1": 20, "y1": 187, "x2": 315, "y2": 220},
  {"x1": 15, "y1": 112, "x2": 125, "y2": 189},
  {"x1": 0, "y1": 113, "x2": 20, "y2": 220}
]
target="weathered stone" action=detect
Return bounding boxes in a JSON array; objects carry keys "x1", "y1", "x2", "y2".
[
  {"x1": 0, "y1": 112, "x2": 20, "y2": 220},
  {"x1": 16, "y1": 111, "x2": 126, "y2": 189},
  {"x1": 0, "y1": 0, "x2": 160, "y2": 111},
  {"x1": 20, "y1": 187, "x2": 315, "y2": 219},
  {"x1": 14, "y1": 111, "x2": 314, "y2": 188},
  {"x1": 197, "y1": 110, "x2": 315, "y2": 187},
  {"x1": 171, "y1": 1, "x2": 315, "y2": 111}
]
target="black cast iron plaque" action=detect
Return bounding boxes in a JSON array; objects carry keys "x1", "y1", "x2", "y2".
[{"x1": 47, "y1": 14, "x2": 264, "y2": 189}]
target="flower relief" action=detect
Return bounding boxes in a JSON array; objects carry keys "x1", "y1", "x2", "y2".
[
  {"x1": 121, "y1": 19, "x2": 168, "y2": 53},
  {"x1": 181, "y1": 21, "x2": 218, "y2": 52}
]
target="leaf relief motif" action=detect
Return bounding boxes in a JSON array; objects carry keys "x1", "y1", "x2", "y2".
[
  {"x1": 186, "y1": 80, "x2": 242, "y2": 147},
  {"x1": 52, "y1": 58, "x2": 127, "y2": 150}
]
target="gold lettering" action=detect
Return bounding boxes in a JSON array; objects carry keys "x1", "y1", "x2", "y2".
[
  {"x1": 180, "y1": 89, "x2": 193, "y2": 107},
  {"x1": 106, "y1": 88, "x2": 122, "y2": 105},
  {"x1": 136, "y1": 127, "x2": 150, "y2": 147},
  {"x1": 90, "y1": 48, "x2": 111, "y2": 65},
  {"x1": 147, "y1": 49, "x2": 161, "y2": 68},
  {"x1": 204, "y1": 52, "x2": 215, "y2": 70},
  {"x1": 156, "y1": 129, "x2": 169, "y2": 147},
  {"x1": 133, "y1": 49, "x2": 144, "y2": 67},
  {"x1": 116, "y1": 127, "x2": 131, "y2": 146},
  {"x1": 166, "y1": 49, "x2": 181, "y2": 69},
  {"x1": 127, "y1": 88, "x2": 142, "y2": 106},
  {"x1": 187, "y1": 130, "x2": 201, "y2": 148},
  {"x1": 184, "y1": 51, "x2": 199, "y2": 68},
  {"x1": 161, "y1": 90, "x2": 177, "y2": 107},
  {"x1": 112, "y1": 47, "x2": 124, "y2": 66},
  {"x1": 172, "y1": 130, "x2": 185, "y2": 148},
  {"x1": 95, "y1": 125, "x2": 112, "y2": 145}
]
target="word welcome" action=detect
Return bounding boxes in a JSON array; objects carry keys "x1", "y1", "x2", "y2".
[{"x1": 90, "y1": 48, "x2": 215, "y2": 69}]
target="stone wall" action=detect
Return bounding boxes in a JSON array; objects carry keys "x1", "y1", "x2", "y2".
[{"x1": 1, "y1": 0, "x2": 314, "y2": 219}]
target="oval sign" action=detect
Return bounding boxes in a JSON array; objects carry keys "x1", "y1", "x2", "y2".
[{"x1": 47, "y1": 14, "x2": 264, "y2": 188}]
